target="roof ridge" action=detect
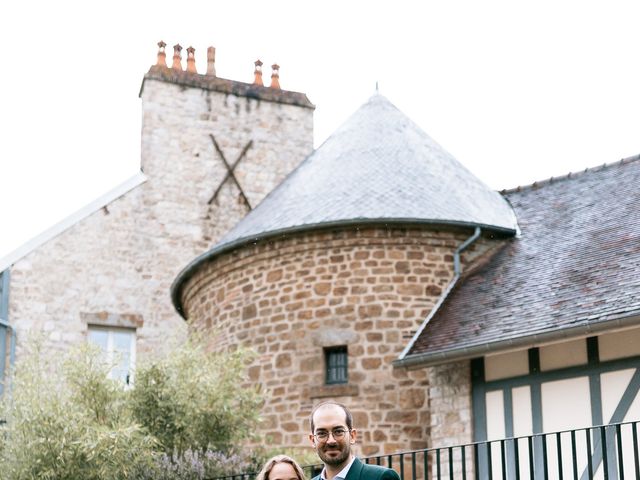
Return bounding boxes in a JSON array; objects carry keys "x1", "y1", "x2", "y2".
[
  {"x1": 140, "y1": 65, "x2": 315, "y2": 109},
  {"x1": 500, "y1": 153, "x2": 640, "y2": 195}
]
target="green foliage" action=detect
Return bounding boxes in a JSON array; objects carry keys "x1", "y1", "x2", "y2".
[
  {"x1": 0, "y1": 335, "x2": 263, "y2": 480},
  {"x1": 129, "y1": 334, "x2": 261, "y2": 454},
  {"x1": 0, "y1": 341, "x2": 155, "y2": 480}
]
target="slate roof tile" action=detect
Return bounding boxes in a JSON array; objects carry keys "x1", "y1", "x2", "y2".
[
  {"x1": 172, "y1": 95, "x2": 518, "y2": 316},
  {"x1": 405, "y1": 156, "x2": 640, "y2": 364},
  {"x1": 215, "y1": 94, "x2": 517, "y2": 253}
]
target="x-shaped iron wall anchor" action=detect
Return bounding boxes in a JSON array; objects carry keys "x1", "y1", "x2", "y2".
[{"x1": 207, "y1": 134, "x2": 253, "y2": 210}]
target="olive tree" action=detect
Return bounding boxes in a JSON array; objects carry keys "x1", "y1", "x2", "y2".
[{"x1": 0, "y1": 334, "x2": 262, "y2": 480}]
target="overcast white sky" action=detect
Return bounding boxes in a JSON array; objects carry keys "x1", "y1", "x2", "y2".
[{"x1": 1, "y1": 1, "x2": 639, "y2": 260}]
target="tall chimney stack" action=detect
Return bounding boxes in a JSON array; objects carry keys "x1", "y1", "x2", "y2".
[
  {"x1": 253, "y1": 59, "x2": 263, "y2": 86},
  {"x1": 270, "y1": 64, "x2": 281, "y2": 89},
  {"x1": 186, "y1": 46, "x2": 197, "y2": 73},
  {"x1": 172, "y1": 44, "x2": 183, "y2": 70},
  {"x1": 207, "y1": 47, "x2": 216, "y2": 76},
  {"x1": 156, "y1": 41, "x2": 167, "y2": 67}
]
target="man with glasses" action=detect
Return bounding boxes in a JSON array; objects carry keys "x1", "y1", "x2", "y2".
[{"x1": 308, "y1": 401, "x2": 400, "y2": 480}]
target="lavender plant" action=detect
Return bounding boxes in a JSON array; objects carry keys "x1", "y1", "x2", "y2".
[{"x1": 130, "y1": 448, "x2": 260, "y2": 480}]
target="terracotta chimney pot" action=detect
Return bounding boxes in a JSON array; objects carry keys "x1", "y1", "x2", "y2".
[
  {"x1": 172, "y1": 44, "x2": 183, "y2": 70},
  {"x1": 207, "y1": 47, "x2": 216, "y2": 76},
  {"x1": 253, "y1": 59, "x2": 264, "y2": 86},
  {"x1": 156, "y1": 40, "x2": 167, "y2": 67},
  {"x1": 270, "y1": 63, "x2": 281, "y2": 89},
  {"x1": 186, "y1": 46, "x2": 197, "y2": 73}
]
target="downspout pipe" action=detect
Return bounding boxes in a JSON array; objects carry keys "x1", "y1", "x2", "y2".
[
  {"x1": 0, "y1": 268, "x2": 13, "y2": 397},
  {"x1": 0, "y1": 320, "x2": 16, "y2": 367},
  {"x1": 396, "y1": 226, "x2": 481, "y2": 363},
  {"x1": 0, "y1": 318, "x2": 16, "y2": 396}
]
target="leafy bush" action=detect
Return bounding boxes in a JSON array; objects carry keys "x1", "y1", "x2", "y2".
[
  {"x1": 130, "y1": 333, "x2": 261, "y2": 454},
  {"x1": 0, "y1": 334, "x2": 262, "y2": 480},
  {"x1": 0, "y1": 341, "x2": 156, "y2": 480}
]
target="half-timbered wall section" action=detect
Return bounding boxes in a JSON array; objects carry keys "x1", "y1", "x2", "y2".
[{"x1": 473, "y1": 327, "x2": 640, "y2": 478}]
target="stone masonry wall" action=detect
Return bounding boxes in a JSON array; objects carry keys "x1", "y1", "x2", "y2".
[
  {"x1": 428, "y1": 361, "x2": 473, "y2": 448},
  {"x1": 140, "y1": 77, "x2": 314, "y2": 248},
  {"x1": 427, "y1": 360, "x2": 473, "y2": 476},
  {"x1": 9, "y1": 75, "x2": 314, "y2": 361},
  {"x1": 180, "y1": 225, "x2": 496, "y2": 455}
]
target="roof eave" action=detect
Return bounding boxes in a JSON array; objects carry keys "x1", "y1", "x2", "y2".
[
  {"x1": 170, "y1": 218, "x2": 517, "y2": 319},
  {"x1": 0, "y1": 172, "x2": 147, "y2": 272},
  {"x1": 393, "y1": 312, "x2": 640, "y2": 369}
]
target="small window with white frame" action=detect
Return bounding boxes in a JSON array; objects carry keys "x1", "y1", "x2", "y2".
[{"x1": 87, "y1": 326, "x2": 136, "y2": 385}]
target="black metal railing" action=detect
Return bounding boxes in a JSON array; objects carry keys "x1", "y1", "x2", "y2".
[{"x1": 212, "y1": 420, "x2": 640, "y2": 480}]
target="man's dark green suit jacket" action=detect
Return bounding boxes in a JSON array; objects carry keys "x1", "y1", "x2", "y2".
[{"x1": 312, "y1": 457, "x2": 401, "y2": 480}]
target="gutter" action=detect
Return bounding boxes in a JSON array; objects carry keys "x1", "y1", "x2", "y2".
[
  {"x1": 0, "y1": 269, "x2": 15, "y2": 396},
  {"x1": 396, "y1": 226, "x2": 482, "y2": 363},
  {"x1": 393, "y1": 312, "x2": 640, "y2": 369}
]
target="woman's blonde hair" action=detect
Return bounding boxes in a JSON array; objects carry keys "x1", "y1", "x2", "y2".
[{"x1": 256, "y1": 455, "x2": 307, "y2": 480}]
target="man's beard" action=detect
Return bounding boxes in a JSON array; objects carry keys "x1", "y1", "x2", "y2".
[{"x1": 318, "y1": 443, "x2": 350, "y2": 466}]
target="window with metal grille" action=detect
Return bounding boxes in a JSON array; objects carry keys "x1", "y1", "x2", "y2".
[{"x1": 325, "y1": 346, "x2": 348, "y2": 384}]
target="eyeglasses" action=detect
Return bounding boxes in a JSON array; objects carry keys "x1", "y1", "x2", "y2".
[{"x1": 313, "y1": 428, "x2": 350, "y2": 442}]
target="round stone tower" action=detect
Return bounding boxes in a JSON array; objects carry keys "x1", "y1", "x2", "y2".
[{"x1": 172, "y1": 95, "x2": 517, "y2": 455}]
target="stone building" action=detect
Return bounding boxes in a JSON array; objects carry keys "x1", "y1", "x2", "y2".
[
  {"x1": 171, "y1": 94, "x2": 518, "y2": 454},
  {"x1": 0, "y1": 42, "x2": 314, "y2": 390},
  {"x1": 2, "y1": 40, "x2": 639, "y2": 474},
  {"x1": 396, "y1": 156, "x2": 640, "y2": 477},
  {"x1": 171, "y1": 83, "x2": 640, "y2": 471}
]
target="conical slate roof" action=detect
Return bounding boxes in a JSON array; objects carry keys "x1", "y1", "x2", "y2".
[
  {"x1": 172, "y1": 94, "x2": 519, "y2": 315},
  {"x1": 217, "y1": 94, "x2": 517, "y2": 251}
]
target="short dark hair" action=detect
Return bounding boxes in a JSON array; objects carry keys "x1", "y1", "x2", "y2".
[{"x1": 309, "y1": 401, "x2": 353, "y2": 433}]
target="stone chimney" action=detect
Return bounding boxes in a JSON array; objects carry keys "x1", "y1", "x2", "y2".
[
  {"x1": 253, "y1": 59, "x2": 264, "y2": 86},
  {"x1": 156, "y1": 41, "x2": 167, "y2": 67},
  {"x1": 270, "y1": 64, "x2": 281, "y2": 89},
  {"x1": 186, "y1": 46, "x2": 197, "y2": 73},
  {"x1": 206, "y1": 47, "x2": 216, "y2": 76},
  {"x1": 172, "y1": 44, "x2": 183, "y2": 70}
]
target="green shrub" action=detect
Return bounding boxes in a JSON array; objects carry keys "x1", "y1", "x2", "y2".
[
  {"x1": 130, "y1": 334, "x2": 261, "y2": 454},
  {"x1": 0, "y1": 334, "x2": 263, "y2": 479},
  {"x1": 0, "y1": 341, "x2": 156, "y2": 480}
]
